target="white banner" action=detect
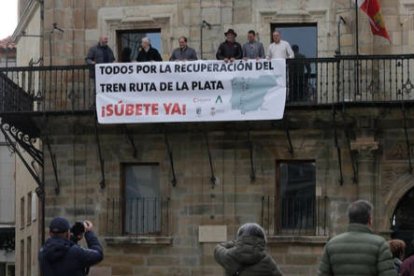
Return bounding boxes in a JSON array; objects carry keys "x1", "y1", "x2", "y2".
[{"x1": 96, "y1": 59, "x2": 286, "y2": 124}]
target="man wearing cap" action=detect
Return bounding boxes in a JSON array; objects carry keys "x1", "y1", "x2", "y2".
[
  {"x1": 39, "y1": 217, "x2": 103, "y2": 276},
  {"x1": 216, "y1": 28, "x2": 243, "y2": 62}
]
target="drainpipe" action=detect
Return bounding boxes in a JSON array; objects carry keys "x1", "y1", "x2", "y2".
[
  {"x1": 200, "y1": 20, "x2": 211, "y2": 60},
  {"x1": 335, "y1": 16, "x2": 346, "y2": 56}
]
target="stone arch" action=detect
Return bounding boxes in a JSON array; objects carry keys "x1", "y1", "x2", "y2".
[{"x1": 380, "y1": 173, "x2": 414, "y2": 231}]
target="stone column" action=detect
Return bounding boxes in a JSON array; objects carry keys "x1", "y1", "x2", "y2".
[{"x1": 350, "y1": 136, "x2": 379, "y2": 202}]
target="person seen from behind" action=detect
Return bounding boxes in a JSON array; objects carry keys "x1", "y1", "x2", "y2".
[
  {"x1": 39, "y1": 217, "x2": 103, "y2": 276},
  {"x1": 318, "y1": 200, "x2": 396, "y2": 276},
  {"x1": 214, "y1": 222, "x2": 283, "y2": 276}
]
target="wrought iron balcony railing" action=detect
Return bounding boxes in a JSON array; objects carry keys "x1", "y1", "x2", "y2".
[
  {"x1": 103, "y1": 197, "x2": 170, "y2": 237},
  {"x1": 0, "y1": 54, "x2": 413, "y2": 115},
  {"x1": 261, "y1": 195, "x2": 328, "y2": 236}
]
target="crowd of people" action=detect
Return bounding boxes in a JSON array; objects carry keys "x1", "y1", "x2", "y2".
[
  {"x1": 85, "y1": 29, "x2": 312, "y2": 101},
  {"x1": 38, "y1": 199, "x2": 414, "y2": 276},
  {"x1": 85, "y1": 29, "x2": 300, "y2": 63}
]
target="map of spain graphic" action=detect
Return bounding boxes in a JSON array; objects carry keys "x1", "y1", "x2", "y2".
[{"x1": 230, "y1": 75, "x2": 279, "y2": 114}]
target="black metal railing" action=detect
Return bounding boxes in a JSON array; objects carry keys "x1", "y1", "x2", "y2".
[
  {"x1": 0, "y1": 55, "x2": 413, "y2": 114},
  {"x1": 0, "y1": 65, "x2": 95, "y2": 113},
  {"x1": 104, "y1": 197, "x2": 170, "y2": 236},
  {"x1": 261, "y1": 195, "x2": 328, "y2": 236}
]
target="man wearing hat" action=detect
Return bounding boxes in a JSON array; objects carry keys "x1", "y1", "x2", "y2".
[
  {"x1": 216, "y1": 28, "x2": 243, "y2": 61},
  {"x1": 39, "y1": 217, "x2": 103, "y2": 276}
]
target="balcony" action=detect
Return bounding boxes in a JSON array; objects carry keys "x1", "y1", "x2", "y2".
[
  {"x1": 102, "y1": 197, "x2": 171, "y2": 245},
  {"x1": 0, "y1": 55, "x2": 413, "y2": 116}
]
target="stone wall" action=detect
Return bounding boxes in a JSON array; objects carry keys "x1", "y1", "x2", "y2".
[
  {"x1": 39, "y1": 0, "x2": 414, "y2": 65},
  {"x1": 37, "y1": 106, "x2": 414, "y2": 276}
]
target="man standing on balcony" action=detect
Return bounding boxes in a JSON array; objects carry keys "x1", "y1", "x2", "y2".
[
  {"x1": 85, "y1": 36, "x2": 115, "y2": 65},
  {"x1": 216, "y1": 29, "x2": 243, "y2": 62},
  {"x1": 39, "y1": 217, "x2": 103, "y2": 276},
  {"x1": 266, "y1": 30, "x2": 294, "y2": 59},
  {"x1": 242, "y1": 30, "x2": 265, "y2": 59},
  {"x1": 169, "y1": 36, "x2": 198, "y2": 61},
  {"x1": 318, "y1": 200, "x2": 396, "y2": 276}
]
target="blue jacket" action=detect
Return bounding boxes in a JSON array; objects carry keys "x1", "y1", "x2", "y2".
[{"x1": 39, "y1": 231, "x2": 103, "y2": 276}]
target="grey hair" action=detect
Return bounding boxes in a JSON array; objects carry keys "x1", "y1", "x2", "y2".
[
  {"x1": 236, "y1": 223, "x2": 266, "y2": 242},
  {"x1": 141, "y1": 37, "x2": 151, "y2": 44},
  {"x1": 348, "y1": 200, "x2": 373, "y2": 224}
]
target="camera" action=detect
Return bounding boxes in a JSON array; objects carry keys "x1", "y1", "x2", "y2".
[{"x1": 70, "y1": 221, "x2": 85, "y2": 243}]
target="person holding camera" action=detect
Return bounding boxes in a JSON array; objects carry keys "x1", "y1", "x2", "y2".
[{"x1": 39, "y1": 217, "x2": 103, "y2": 276}]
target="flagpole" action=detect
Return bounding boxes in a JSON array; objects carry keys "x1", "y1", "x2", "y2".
[
  {"x1": 355, "y1": 0, "x2": 360, "y2": 97},
  {"x1": 355, "y1": 0, "x2": 359, "y2": 56}
]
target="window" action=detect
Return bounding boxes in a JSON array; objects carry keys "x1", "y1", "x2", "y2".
[
  {"x1": 31, "y1": 195, "x2": 37, "y2": 222},
  {"x1": 270, "y1": 23, "x2": 317, "y2": 58},
  {"x1": 20, "y1": 197, "x2": 24, "y2": 229},
  {"x1": 116, "y1": 29, "x2": 162, "y2": 62},
  {"x1": 26, "y1": 237, "x2": 31, "y2": 276},
  {"x1": 19, "y1": 240, "x2": 24, "y2": 276},
  {"x1": 271, "y1": 23, "x2": 318, "y2": 103},
  {"x1": 27, "y1": 192, "x2": 32, "y2": 225},
  {"x1": 123, "y1": 164, "x2": 161, "y2": 235},
  {"x1": 276, "y1": 161, "x2": 316, "y2": 234}
]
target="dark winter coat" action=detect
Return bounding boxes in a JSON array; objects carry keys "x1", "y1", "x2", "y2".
[
  {"x1": 39, "y1": 231, "x2": 103, "y2": 276},
  {"x1": 216, "y1": 41, "x2": 243, "y2": 60},
  {"x1": 318, "y1": 223, "x2": 397, "y2": 276},
  {"x1": 401, "y1": 255, "x2": 414, "y2": 276},
  {"x1": 85, "y1": 43, "x2": 115, "y2": 64},
  {"x1": 136, "y1": 47, "x2": 162, "y2": 62},
  {"x1": 214, "y1": 235, "x2": 283, "y2": 276}
]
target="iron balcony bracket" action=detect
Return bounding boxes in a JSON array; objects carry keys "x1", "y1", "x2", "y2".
[
  {"x1": 284, "y1": 116, "x2": 294, "y2": 156},
  {"x1": 332, "y1": 107, "x2": 344, "y2": 185},
  {"x1": 45, "y1": 135, "x2": 60, "y2": 194},
  {"x1": 123, "y1": 125, "x2": 138, "y2": 158},
  {"x1": 341, "y1": 112, "x2": 358, "y2": 184},
  {"x1": 164, "y1": 133, "x2": 177, "y2": 187},
  {"x1": 0, "y1": 119, "x2": 44, "y2": 193},
  {"x1": 248, "y1": 131, "x2": 256, "y2": 182},
  {"x1": 204, "y1": 132, "x2": 216, "y2": 188},
  {"x1": 94, "y1": 117, "x2": 105, "y2": 189},
  {"x1": 401, "y1": 102, "x2": 413, "y2": 174}
]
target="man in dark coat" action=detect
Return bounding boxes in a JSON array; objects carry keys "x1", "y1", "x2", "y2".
[
  {"x1": 39, "y1": 217, "x2": 103, "y2": 276},
  {"x1": 85, "y1": 36, "x2": 115, "y2": 64},
  {"x1": 216, "y1": 28, "x2": 243, "y2": 62},
  {"x1": 318, "y1": 200, "x2": 396, "y2": 276},
  {"x1": 214, "y1": 223, "x2": 283, "y2": 276},
  {"x1": 136, "y1": 37, "x2": 163, "y2": 62}
]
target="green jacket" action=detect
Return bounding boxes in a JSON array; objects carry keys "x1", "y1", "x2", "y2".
[
  {"x1": 318, "y1": 223, "x2": 397, "y2": 276},
  {"x1": 214, "y1": 235, "x2": 283, "y2": 276}
]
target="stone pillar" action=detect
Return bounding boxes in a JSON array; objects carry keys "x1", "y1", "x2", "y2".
[{"x1": 350, "y1": 136, "x2": 379, "y2": 202}]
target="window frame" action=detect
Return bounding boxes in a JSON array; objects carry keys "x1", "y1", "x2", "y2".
[
  {"x1": 20, "y1": 197, "x2": 25, "y2": 230},
  {"x1": 121, "y1": 162, "x2": 162, "y2": 236},
  {"x1": 275, "y1": 159, "x2": 316, "y2": 235},
  {"x1": 26, "y1": 236, "x2": 31, "y2": 276},
  {"x1": 116, "y1": 28, "x2": 162, "y2": 62},
  {"x1": 27, "y1": 192, "x2": 32, "y2": 226},
  {"x1": 269, "y1": 22, "x2": 318, "y2": 57}
]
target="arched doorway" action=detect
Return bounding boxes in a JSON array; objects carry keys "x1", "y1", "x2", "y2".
[{"x1": 391, "y1": 188, "x2": 414, "y2": 255}]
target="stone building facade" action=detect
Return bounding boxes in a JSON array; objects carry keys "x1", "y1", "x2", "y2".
[{"x1": 8, "y1": 0, "x2": 414, "y2": 276}]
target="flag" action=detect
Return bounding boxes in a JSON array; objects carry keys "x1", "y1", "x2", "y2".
[{"x1": 357, "y1": 0, "x2": 391, "y2": 41}]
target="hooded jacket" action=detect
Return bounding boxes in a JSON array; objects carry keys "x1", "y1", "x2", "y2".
[
  {"x1": 39, "y1": 231, "x2": 103, "y2": 276},
  {"x1": 318, "y1": 223, "x2": 396, "y2": 276},
  {"x1": 214, "y1": 235, "x2": 283, "y2": 276}
]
